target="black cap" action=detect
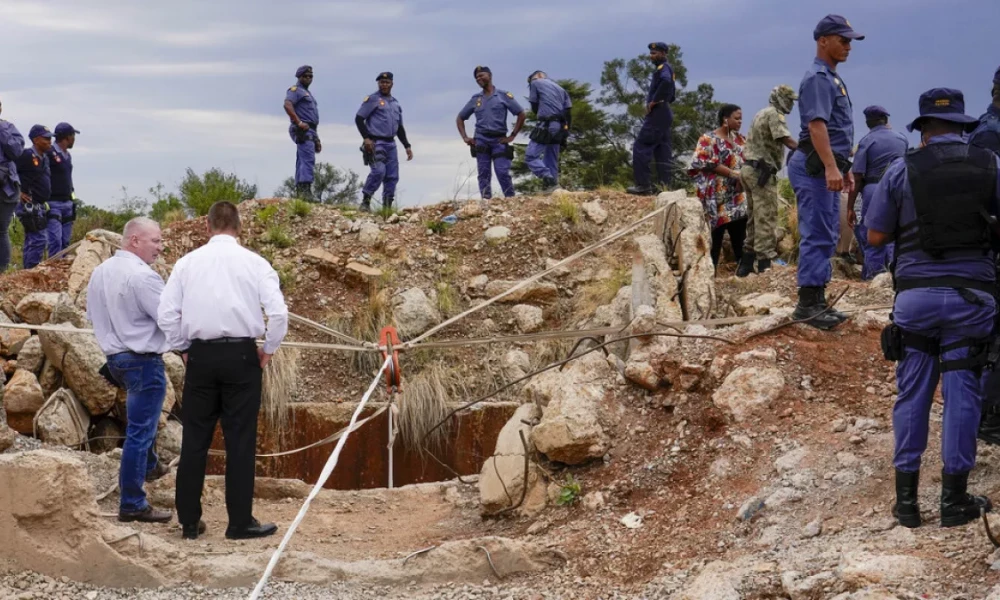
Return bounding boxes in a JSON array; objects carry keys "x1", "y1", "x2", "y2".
[
  {"x1": 813, "y1": 15, "x2": 865, "y2": 41},
  {"x1": 376, "y1": 72, "x2": 393, "y2": 81},
  {"x1": 474, "y1": 65, "x2": 491, "y2": 77},
  {"x1": 648, "y1": 42, "x2": 668, "y2": 52}
]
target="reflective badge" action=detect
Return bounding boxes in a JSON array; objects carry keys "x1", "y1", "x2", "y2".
[
  {"x1": 364, "y1": 96, "x2": 369, "y2": 102},
  {"x1": 657, "y1": 64, "x2": 664, "y2": 71},
  {"x1": 476, "y1": 100, "x2": 482, "y2": 108},
  {"x1": 32, "y1": 156, "x2": 39, "y2": 167},
  {"x1": 833, "y1": 78, "x2": 840, "y2": 86},
  {"x1": 935, "y1": 99, "x2": 951, "y2": 107},
  {"x1": 379, "y1": 101, "x2": 385, "y2": 106},
  {"x1": 290, "y1": 86, "x2": 297, "y2": 91},
  {"x1": 840, "y1": 86, "x2": 847, "y2": 96},
  {"x1": 506, "y1": 92, "x2": 513, "y2": 98}
]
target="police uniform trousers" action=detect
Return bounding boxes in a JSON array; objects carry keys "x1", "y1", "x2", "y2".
[
  {"x1": 475, "y1": 135, "x2": 514, "y2": 199},
  {"x1": 855, "y1": 186, "x2": 893, "y2": 280},
  {"x1": 632, "y1": 110, "x2": 673, "y2": 189},
  {"x1": 362, "y1": 140, "x2": 399, "y2": 200},
  {"x1": 15, "y1": 202, "x2": 48, "y2": 269},
  {"x1": 525, "y1": 122, "x2": 562, "y2": 182},
  {"x1": 893, "y1": 287, "x2": 996, "y2": 474},
  {"x1": 788, "y1": 152, "x2": 839, "y2": 287},
  {"x1": 289, "y1": 125, "x2": 317, "y2": 185},
  {"x1": 175, "y1": 338, "x2": 262, "y2": 531},
  {"x1": 741, "y1": 163, "x2": 780, "y2": 260},
  {"x1": 46, "y1": 199, "x2": 74, "y2": 256}
]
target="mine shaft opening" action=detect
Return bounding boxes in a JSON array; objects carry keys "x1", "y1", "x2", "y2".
[{"x1": 206, "y1": 401, "x2": 518, "y2": 490}]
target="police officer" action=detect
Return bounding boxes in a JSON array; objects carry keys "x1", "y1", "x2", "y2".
[
  {"x1": 525, "y1": 71, "x2": 572, "y2": 192},
  {"x1": 357, "y1": 72, "x2": 413, "y2": 212},
  {"x1": 847, "y1": 106, "x2": 908, "y2": 280},
  {"x1": 47, "y1": 122, "x2": 79, "y2": 256},
  {"x1": 866, "y1": 88, "x2": 1000, "y2": 529},
  {"x1": 628, "y1": 42, "x2": 676, "y2": 196},
  {"x1": 970, "y1": 66, "x2": 1000, "y2": 155},
  {"x1": 456, "y1": 66, "x2": 526, "y2": 200},
  {"x1": 283, "y1": 65, "x2": 321, "y2": 200},
  {"x1": 14, "y1": 125, "x2": 52, "y2": 269},
  {"x1": 789, "y1": 15, "x2": 864, "y2": 330},
  {"x1": 737, "y1": 85, "x2": 799, "y2": 277},
  {"x1": 0, "y1": 100, "x2": 25, "y2": 272}
]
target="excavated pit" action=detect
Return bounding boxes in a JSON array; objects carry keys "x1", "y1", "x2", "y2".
[{"x1": 207, "y1": 401, "x2": 518, "y2": 489}]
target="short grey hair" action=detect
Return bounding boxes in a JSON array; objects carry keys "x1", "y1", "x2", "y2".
[{"x1": 122, "y1": 217, "x2": 160, "y2": 242}]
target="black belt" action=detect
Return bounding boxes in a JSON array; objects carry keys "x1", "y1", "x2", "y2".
[
  {"x1": 797, "y1": 139, "x2": 852, "y2": 173},
  {"x1": 192, "y1": 337, "x2": 255, "y2": 345},
  {"x1": 477, "y1": 130, "x2": 506, "y2": 139},
  {"x1": 536, "y1": 117, "x2": 565, "y2": 123},
  {"x1": 371, "y1": 136, "x2": 395, "y2": 142},
  {"x1": 108, "y1": 350, "x2": 160, "y2": 358}
]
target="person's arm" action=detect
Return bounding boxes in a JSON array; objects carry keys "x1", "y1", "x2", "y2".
[
  {"x1": 258, "y1": 266, "x2": 289, "y2": 366},
  {"x1": 157, "y1": 262, "x2": 187, "y2": 351},
  {"x1": 397, "y1": 122, "x2": 413, "y2": 160},
  {"x1": 501, "y1": 96, "x2": 526, "y2": 144},
  {"x1": 781, "y1": 137, "x2": 798, "y2": 151},
  {"x1": 650, "y1": 65, "x2": 675, "y2": 105},
  {"x1": 136, "y1": 272, "x2": 165, "y2": 322},
  {"x1": 284, "y1": 89, "x2": 309, "y2": 131},
  {"x1": 864, "y1": 163, "x2": 902, "y2": 248},
  {"x1": 457, "y1": 98, "x2": 475, "y2": 146},
  {"x1": 528, "y1": 82, "x2": 539, "y2": 115},
  {"x1": 0, "y1": 124, "x2": 24, "y2": 161}
]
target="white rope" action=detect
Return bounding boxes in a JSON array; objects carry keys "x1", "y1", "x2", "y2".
[{"x1": 247, "y1": 355, "x2": 391, "y2": 600}]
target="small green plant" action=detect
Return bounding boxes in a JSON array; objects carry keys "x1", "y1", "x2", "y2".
[
  {"x1": 425, "y1": 220, "x2": 448, "y2": 235},
  {"x1": 435, "y1": 281, "x2": 459, "y2": 316},
  {"x1": 555, "y1": 196, "x2": 580, "y2": 224},
  {"x1": 256, "y1": 204, "x2": 280, "y2": 226},
  {"x1": 264, "y1": 225, "x2": 294, "y2": 248},
  {"x1": 375, "y1": 206, "x2": 399, "y2": 220},
  {"x1": 288, "y1": 198, "x2": 312, "y2": 218},
  {"x1": 556, "y1": 474, "x2": 582, "y2": 506},
  {"x1": 275, "y1": 263, "x2": 296, "y2": 291}
]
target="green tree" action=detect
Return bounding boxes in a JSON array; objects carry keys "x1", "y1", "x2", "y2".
[
  {"x1": 148, "y1": 182, "x2": 186, "y2": 223},
  {"x1": 274, "y1": 162, "x2": 363, "y2": 205},
  {"x1": 179, "y1": 168, "x2": 257, "y2": 216}
]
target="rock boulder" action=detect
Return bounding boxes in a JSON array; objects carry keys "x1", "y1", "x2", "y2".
[
  {"x1": 15, "y1": 292, "x2": 68, "y2": 326},
  {"x1": 480, "y1": 403, "x2": 547, "y2": 515},
  {"x1": 713, "y1": 367, "x2": 786, "y2": 421},
  {"x1": 39, "y1": 326, "x2": 117, "y2": 416},
  {"x1": 3, "y1": 369, "x2": 44, "y2": 434},
  {"x1": 34, "y1": 389, "x2": 90, "y2": 446},
  {"x1": 392, "y1": 288, "x2": 442, "y2": 339}
]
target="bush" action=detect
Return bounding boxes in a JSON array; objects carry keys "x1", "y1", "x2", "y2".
[
  {"x1": 263, "y1": 225, "x2": 294, "y2": 248},
  {"x1": 288, "y1": 198, "x2": 312, "y2": 218},
  {"x1": 179, "y1": 168, "x2": 257, "y2": 216},
  {"x1": 274, "y1": 163, "x2": 362, "y2": 205}
]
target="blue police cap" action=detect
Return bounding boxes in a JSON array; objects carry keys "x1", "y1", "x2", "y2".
[
  {"x1": 906, "y1": 88, "x2": 979, "y2": 133},
  {"x1": 813, "y1": 15, "x2": 865, "y2": 41},
  {"x1": 473, "y1": 65, "x2": 491, "y2": 77},
  {"x1": 28, "y1": 125, "x2": 52, "y2": 140},
  {"x1": 863, "y1": 105, "x2": 889, "y2": 119},
  {"x1": 54, "y1": 122, "x2": 79, "y2": 137},
  {"x1": 376, "y1": 72, "x2": 393, "y2": 81},
  {"x1": 648, "y1": 42, "x2": 668, "y2": 52},
  {"x1": 295, "y1": 65, "x2": 312, "y2": 78}
]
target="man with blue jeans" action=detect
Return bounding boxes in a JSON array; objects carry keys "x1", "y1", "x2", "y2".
[
  {"x1": 87, "y1": 217, "x2": 172, "y2": 524},
  {"x1": 867, "y1": 88, "x2": 1000, "y2": 529}
]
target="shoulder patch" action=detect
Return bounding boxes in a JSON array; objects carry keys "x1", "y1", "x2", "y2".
[
  {"x1": 657, "y1": 64, "x2": 664, "y2": 71},
  {"x1": 290, "y1": 86, "x2": 297, "y2": 92},
  {"x1": 364, "y1": 95, "x2": 369, "y2": 102},
  {"x1": 506, "y1": 91, "x2": 514, "y2": 99}
]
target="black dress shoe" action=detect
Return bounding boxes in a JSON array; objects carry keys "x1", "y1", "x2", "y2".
[
  {"x1": 182, "y1": 520, "x2": 207, "y2": 540},
  {"x1": 626, "y1": 185, "x2": 655, "y2": 196},
  {"x1": 225, "y1": 517, "x2": 278, "y2": 540},
  {"x1": 145, "y1": 461, "x2": 170, "y2": 483},
  {"x1": 118, "y1": 505, "x2": 173, "y2": 523}
]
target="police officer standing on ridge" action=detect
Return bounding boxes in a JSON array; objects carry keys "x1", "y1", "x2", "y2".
[
  {"x1": 0, "y1": 101, "x2": 24, "y2": 272},
  {"x1": 847, "y1": 106, "x2": 908, "y2": 281},
  {"x1": 456, "y1": 66, "x2": 526, "y2": 200},
  {"x1": 284, "y1": 65, "x2": 321, "y2": 201},
  {"x1": 628, "y1": 42, "x2": 676, "y2": 196},
  {"x1": 525, "y1": 70, "x2": 572, "y2": 193},
  {"x1": 970, "y1": 66, "x2": 1000, "y2": 154},
  {"x1": 14, "y1": 125, "x2": 53, "y2": 269},
  {"x1": 737, "y1": 84, "x2": 799, "y2": 277},
  {"x1": 47, "y1": 122, "x2": 79, "y2": 256},
  {"x1": 788, "y1": 15, "x2": 864, "y2": 330},
  {"x1": 867, "y1": 88, "x2": 1000, "y2": 529},
  {"x1": 357, "y1": 72, "x2": 413, "y2": 213}
]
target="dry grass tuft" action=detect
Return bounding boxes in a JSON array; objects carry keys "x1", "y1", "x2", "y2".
[
  {"x1": 261, "y1": 346, "x2": 300, "y2": 442},
  {"x1": 329, "y1": 290, "x2": 393, "y2": 375},
  {"x1": 397, "y1": 364, "x2": 466, "y2": 454},
  {"x1": 572, "y1": 265, "x2": 631, "y2": 321}
]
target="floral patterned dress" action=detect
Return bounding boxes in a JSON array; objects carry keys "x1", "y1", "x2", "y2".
[{"x1": 689, "y1": 131, "x2": 747, "y2": 230}]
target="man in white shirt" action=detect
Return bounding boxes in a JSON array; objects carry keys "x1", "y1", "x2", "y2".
[
  {"x1": 158, "y1": 201, "x2": 288, "y2": 541},
  {"x1": 87, "y1": 217, "x2": 173, "y2": 524}
]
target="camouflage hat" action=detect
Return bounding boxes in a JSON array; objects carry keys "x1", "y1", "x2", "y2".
[{"x1": 770, "y1": 85, "x2": 798, "y2": 113}]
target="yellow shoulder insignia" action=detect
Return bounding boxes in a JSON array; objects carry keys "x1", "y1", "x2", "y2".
[
  {"x1": 672, "y1": 72, "x2": 676, "y2": 80},
  {"x1": 506, "y1": 91, "x2": 513, "y2": 98},
  {"x1": 840, "y1": 86, "x2": 847, "y2": 96},
  {"x1": 657, "y1": 64, "x2": 664, "y2": 71},
  {"x1": 364, "y1": 95, "x2": 369, "y2": 102},
  {"x1": 290, "y1": 86, "x2": 297, "y2": 92}
]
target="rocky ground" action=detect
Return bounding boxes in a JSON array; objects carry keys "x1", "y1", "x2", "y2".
[{"x1": 1, "y1": 191, "x2": 1000, "y2": 600}]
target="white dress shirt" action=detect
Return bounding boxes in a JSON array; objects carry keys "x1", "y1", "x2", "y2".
[
  {"x1": 157, "y1": 235, "x2": 289, "y2": 354},
  {"x1": 86, "y1": 250, "x2": 170, "y2": 355}
]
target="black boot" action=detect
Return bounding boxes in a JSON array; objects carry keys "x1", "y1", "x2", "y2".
[
  {"x1": 892, "y1": 469, "x2": 921, "y2": 528},
  {"x1": 382, "y1": 195, "x2": 394, "y2": 212},
  {"x1": 626, "y1": 185, "x2": 655, "y2": 196},
  {"x1": 735, "y1": 251, "x2": 756, "y2": 278},
  {"x1": 941, "y1": 470, "x2": 992, "y2": 527},
  {"x1": 819, "y1": 286, "x2": 848, "y2": 323},
  {"x1": 756, "y1": 257, "x2": 772, "y2": 274},
  {"x1": 359, "y1": 194, "x2": 372, "y2": 213},
  {"x1": 296, "y1": 183, "x2": 313, "y2": 201},
  {"x1": 791, "y1": 287, "x2": 842, "y2": 330},
  {"x1": 541, "y1": 177, "x2": 559, "y2": 193},
  {"x1": 978, "y1": 408, "x2": 1000, "y2": 446}
]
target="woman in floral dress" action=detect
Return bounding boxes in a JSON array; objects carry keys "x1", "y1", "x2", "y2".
[{"x1": 689, "y1": 104, "x2": 747, "y2": 269}]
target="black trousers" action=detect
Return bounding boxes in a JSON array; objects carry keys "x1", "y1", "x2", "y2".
[
  {"x1": 710, "y1": 218, "x2": 747, "y2": 267},
  {"x1": 176, "y1": 340, "x2": 262, "y2": 530}
]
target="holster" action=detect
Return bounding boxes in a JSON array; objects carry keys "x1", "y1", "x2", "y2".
[
  {"x1": 18, "y1": 203, "x2": 47, "y2": 233},
  {"x1": 529, "y1": 124, "x2": 562, "y2": 145},
  {"x1": 881, "y1": 323, "x2": 903, "y2": 361},
  {"x1": 746, "y1": 160, "x2": 778, "y2": 187},
  {"x1": 470, "y1": 145, "x2": 478, "y2": 158},
  {"x1": 67, "y1": 201, "x2": 77, "y2": 223},
  {"x1": 294, "y1": 122, "x2": 317, "y2": 145},
  {"x1": 800, "y1": 140, "x2": 852, "y2": 177},
  {"x1": 360, "y1": 144, "x2": 375, "y2": 166},
  {"x1": 503, "y1": 145, "x2": 515, "y2": 160}
]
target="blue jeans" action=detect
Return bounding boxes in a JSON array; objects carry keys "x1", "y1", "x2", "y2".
[{"x1": 108, "y1": 352, "x2": 167, "y2": 513}]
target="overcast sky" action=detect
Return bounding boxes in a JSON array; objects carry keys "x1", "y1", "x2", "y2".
[{"x1": 2, "y1": 0, "x2": 996, "y2": 209}]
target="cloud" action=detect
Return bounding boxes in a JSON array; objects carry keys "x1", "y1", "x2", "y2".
[{"x1": 91, "y1": 62, "x2": 264, "y2": 77}]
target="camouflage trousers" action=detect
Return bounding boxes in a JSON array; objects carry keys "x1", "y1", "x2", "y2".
[{"x1": 740, "y1": 163, "x2": 779, "y2": 260}]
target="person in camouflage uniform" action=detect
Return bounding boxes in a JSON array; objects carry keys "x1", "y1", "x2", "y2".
[{"x1": 736, "y1": 85, "x2": 800, "y2": 277}]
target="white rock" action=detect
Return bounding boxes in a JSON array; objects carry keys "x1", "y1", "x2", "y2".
[
  {"x1": 512, "y1": 304, "x2": 544, "y2": 333},
  {"x1": 677, "y1": 561, "x2": 742, "y2": 600},
  {"x1": 479, "y1": 403, "x2": 546, "y2": 515},
  {"x1": 801, "y1": 518, "x2": 822, "y2": 539},
  {"x1": 38, "y1": 326, "x2": 117, "y2": 416},
  {"x1": 712, "y1": 367, "x2": 786, "y2": 421},
  {"x1": 0, "y1": 313, "x2": 30, "y2": 357},
  {"x1": 838, "y1": 552, "x2": 924, "y2": 586},
  {"x1": 736, "y1": 293, "x2": 792, "y2": 316},
  {"x1": 34, "y1": 389, "x2": 90, "y2": 446},
  {"x1": 582, "y1": 491, "x2": 605, "y2": 510},
  {"x1": 734, "y1": 348, "x2": 778, "y2": 364},
  {"x1": 782, "y1": 571, "x2": 836, "y2": 600},
  {"x1": 502, "y1": 349, "x2": 531, "y2": 381},
  {"x1": 467, "y1": 274, "x2": 489, "y2": 293},
  {"x1": 3, "y1": 369, "x2": 44, "y2": 434},
  {"x1": 871, "y1": 272, "x2": 893, "y2": 290},
  {"x1": 765, "y1": 487, "x2": 803, "y2": 507},
  {"x1": 484, "y1": 226, "x2": 511, "y2": 243},
  {"x1": 14, "y1": 336, "x2": 43, "y2": 374},
  {"x1": 358, "y1": 222, "x2": 381, "y2": 246},
  {"x1": 580, "y1": 200, "x2": 608, "y2": 225},
  {"x1": 15, "y1": 292, "x2": 67, "y2": 325},
  {"x1": 620, "y1": 512, "x2": 643, "y2": 529},
  {"x1": 391, "y1": 288, "x2": 442, "y2": 338},
  {"x1": 634, "y1": 234, "x2": 683, "y2": 323},
  {"x1": 775, "y1": 447, "x2": 809, "y2": 475},
  {"x1": 67, "y1": 230, "x2": 122, "y2": 300}
]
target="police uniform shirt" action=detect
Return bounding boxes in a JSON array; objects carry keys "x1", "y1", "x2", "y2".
[
  {"x1": 286, "y1": 83, "x2": 319, "y2": 126},
  {"x1": 48, "y1": 144, "x2": 74, "y2": 201},
  {"x1": 852, "y1": 125, "x2": 909, "y2": 184},
  {"x1": 865, "y1": 133, "x2": 1000, "y2": 282},
  {"x1": 357, "y1": 93, "x2": 402, "y2": 139},
  {"x1": 0, "y1": 120, "x2": 24, "y2": 200},
  {"x1": 647, "y1": 62, "x2": 676, "y2": 105},
  {"x1": 798, "y1": 58, "x2": 855, "y2": 157},
  {"x1": 744, "y1": 106, "x2": 792, "y2": 169},
  {"x1": 14, "y1": 147, "x2": 50, "y2": 202},
  {"x1": 528, "y1": 78, "x2": 571, "y2": 120},
  {"x1": 458, "y1": 89, "x2": 524, "y2": 136},
  {"x1": 970, "y1": 105, "x2": 1000, "y2": 155}
]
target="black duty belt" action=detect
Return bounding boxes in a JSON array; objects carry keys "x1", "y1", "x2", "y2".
[
  {"x1": 797, "y1": 139, "x2": 852, "y2": 174},
  {"x1": 371, "y1": 136, "x2": 395, "y2": 142},
  {"x1": 477, "y1": 130, "x2": 506, "y2": 139},
  {"x1": 192, "y1": 337, "x2": 255, "y2": 345}
]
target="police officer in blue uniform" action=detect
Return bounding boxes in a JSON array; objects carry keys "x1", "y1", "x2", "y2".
[
  {"x1": 357, "y1": 72, "x2": 413, "y2": 212},
  {"x1": 457, "y1": 66, "x2": 526, "y2": 200},
  {"x1": 47, "y1": 122, "x2": 79, "y2": 256},
  {"x1": 526, "y1": 71, "x2": 572, "y2": 192},
  {"x1": 283, "y1": 65, "x2": 321, "y2": 200},
  {"x1": 867, "y1": 88, "x2": 1000, "y2": 529},
  {"x1": 627, "y1": 42, "x2": 676, "y2": 196},
  {"x1": 847, "y1": 106, "x2": 908, "y2": 280},
  {"x1": 789, "y1": 15, "x2": 865, "y2": 330},
  {"x1": 0, "y1": 100, "x2": 25, "y2": 272},
  {"x1": 970, "y1": 66, "x2": 1000, "y2": 155},
  {"x1": 14, "y1": 125, "x2": 53, "y2": 269}
]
